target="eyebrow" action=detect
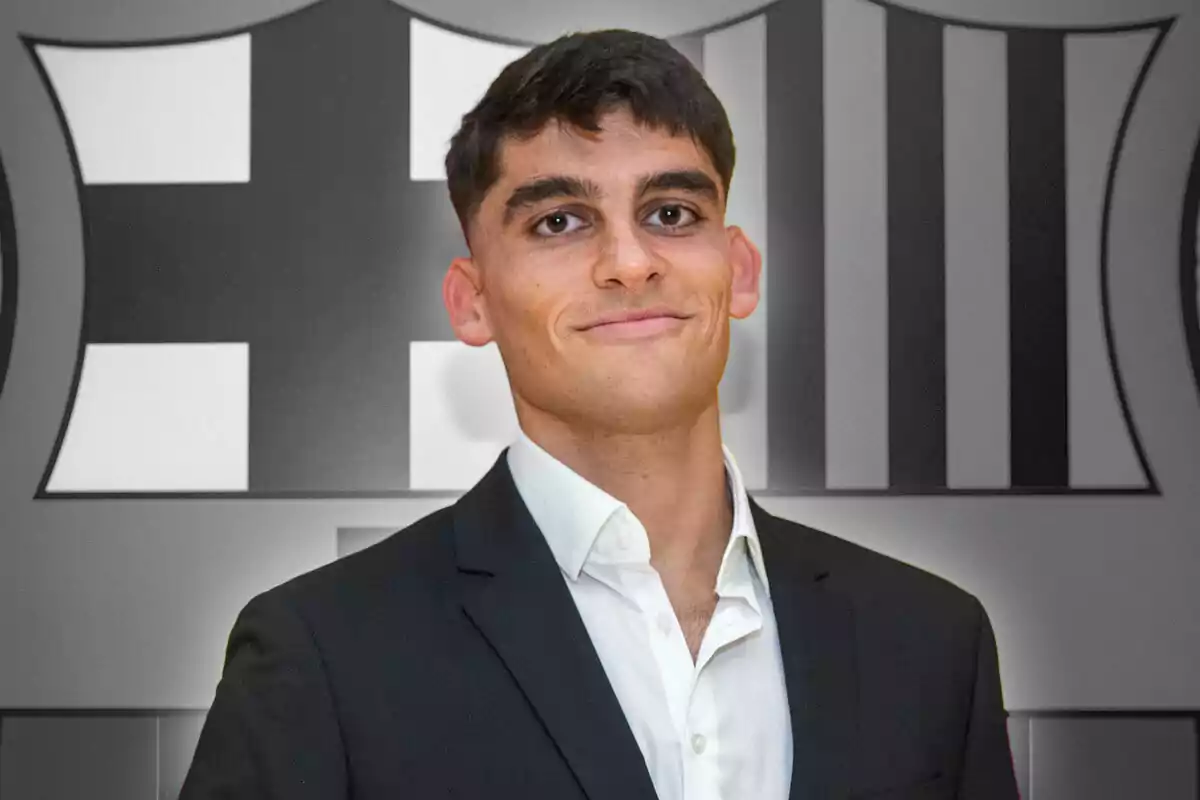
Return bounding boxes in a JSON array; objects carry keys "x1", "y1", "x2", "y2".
[
  {"x1": 501, "y1": 169, "x2": 722, "y2": 227},
  {"x1": 503, "y1": 176, "x2": 602, "y2": 226},
  {"x1": 635, "y1": 169, "x2": 721, "y2": 205}
]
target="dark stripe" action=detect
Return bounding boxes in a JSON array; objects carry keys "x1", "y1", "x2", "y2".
[
  {"x1": 83, "y1": 185, "x2": 251, "y2": 343},
  {"x1": 0, "y1": 156, "x2": 16, "y2": 402},
  {"x1": 250, "y1": 0, "x2": 420, "y2": 492},
  {"x1": 1180, "y1": 136, "x2": 1200, "y2": 415},
  {"x1": 248, "y1": 1, "x2": 463, "y2": 493},
  {"x1": 766, "y1": 0, "x2": 825, "y2": 491},
  {"x1": 886, "y1": 8, "x2": 946, "y2": 490},
  {"x1": 1008, "y1": 31, "x2": 1069, "y2": 488}
]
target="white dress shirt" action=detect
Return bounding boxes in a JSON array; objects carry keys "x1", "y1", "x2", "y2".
[{"x1": 506, "y1": 429, "x2": 793, "y2": 800}]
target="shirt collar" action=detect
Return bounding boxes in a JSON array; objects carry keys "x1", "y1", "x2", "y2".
[{"x1": 505, "y1": 428, "x2": 771, "y2": 597}]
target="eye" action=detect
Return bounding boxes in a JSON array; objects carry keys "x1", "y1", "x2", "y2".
[
  {"x1": 533, "y1": 210, "x2": 588, "y2": 237},
  {"x1": 645, "y1": 204, "x2": 699, "y2": 230}
]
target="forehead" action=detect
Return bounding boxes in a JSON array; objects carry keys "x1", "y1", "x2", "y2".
[{"x1": 491, "y1": 110, "x2": 718, "y2": 192}]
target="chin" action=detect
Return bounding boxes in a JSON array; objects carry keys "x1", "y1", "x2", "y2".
[{"x1": 577, "y1": 389, "x2": 713, "y2": 433}]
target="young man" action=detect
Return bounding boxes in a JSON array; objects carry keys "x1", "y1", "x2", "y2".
[{"x1": 181, "y1": 29, "x2": 1020, "y2": 800}]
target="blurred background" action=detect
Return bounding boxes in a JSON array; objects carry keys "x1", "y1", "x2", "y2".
[{"x1": 0, "y1": 0, "x2": 1198, "y2": 797}]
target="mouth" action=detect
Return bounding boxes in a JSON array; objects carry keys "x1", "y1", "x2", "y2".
[
  {"x1": 580, "y1": 314, "x2": 690, "y2": 341},
  {"x1": 578, "y1": 307, "x2": 692, "y2": 330}
]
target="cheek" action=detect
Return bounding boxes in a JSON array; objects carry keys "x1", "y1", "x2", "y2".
[
  {"x1": 668, "y1": 250, "x2": 732, "y2": 308},
  {"x1": 657, "y1": 235, "x2": 730, "y2": 281},
  {"x1": 490, "y1": 270, "x2": 567, "y2": 346}
]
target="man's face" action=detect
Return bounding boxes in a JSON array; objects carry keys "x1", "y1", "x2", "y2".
[{"x1": 443, "y1": 107, "x2": 761, "y2": 436}]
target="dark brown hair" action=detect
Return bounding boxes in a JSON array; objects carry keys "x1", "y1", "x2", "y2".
[{"x1": 444, "y1": 29, "x2": 736, "y2": 239}]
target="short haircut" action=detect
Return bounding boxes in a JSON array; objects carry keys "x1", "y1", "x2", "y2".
[{"x1": 444, "y1": 29, "x2": 736, "y2": 240}]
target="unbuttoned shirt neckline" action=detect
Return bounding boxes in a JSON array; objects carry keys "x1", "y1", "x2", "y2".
[
  {"x1": 506, "y1": 430, "x2": 791, "y2": 800},
  {"x1": 506, "y1": 429, "x2": 770, "y2": 601}
]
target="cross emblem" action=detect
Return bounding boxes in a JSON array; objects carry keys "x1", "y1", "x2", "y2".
[{"x1": 75, "y1": 0, "x2": 465, "y2": 492}]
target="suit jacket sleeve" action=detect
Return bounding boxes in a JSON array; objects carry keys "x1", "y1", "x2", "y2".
[
  {"x1": 178, "y1": 589, "x2": 349, "y2": 800},
  {"x1": 956, "y1": 596, "x2": 1022, "y2": 799}
]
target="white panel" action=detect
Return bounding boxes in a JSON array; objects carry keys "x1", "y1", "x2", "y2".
[
  {"x1": 409, "y1": 18, "x2": 529, "y2": 182},
  {"x1": 409, "y1": 340, "x2": 519, "y2": 490},
  {"x1": 47, "y1": 343, "x2": 249, "y2": 491},
  {"x1": 823, "y1": 0, "x2": 889, "y2": 489},
  {"x1": 944, "y1": 26, "x2": 1011, "y2": 489},
  {"x1": 704, "y1": 14, "x2": 768, "y2": 491},
  {"x1": 1065, "y1": 31, "x2": 1155, "y2": 487},
  {"x1": 36, "y1": 37, "x2": 250, "y2": 185}
]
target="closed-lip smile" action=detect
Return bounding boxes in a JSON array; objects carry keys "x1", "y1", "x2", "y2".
[{"x1": 578, "y1": 306, "x2": 691, "y2": 331}]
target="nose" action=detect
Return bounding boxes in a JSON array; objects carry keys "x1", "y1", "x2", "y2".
[{"x1": 593, "y1": 219, "x2": 663, "y2": 289}]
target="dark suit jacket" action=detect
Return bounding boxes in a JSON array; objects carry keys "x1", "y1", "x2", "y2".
[{"x1": 180, "y1": 448, "x2": 1020, "y2": 800}]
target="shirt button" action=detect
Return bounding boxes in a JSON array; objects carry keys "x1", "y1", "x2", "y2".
[{"x1": 691, "y1": 733, "x2": 707, "y2": 754}]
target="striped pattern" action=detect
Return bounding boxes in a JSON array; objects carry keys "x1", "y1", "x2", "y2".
[{"x1": 763, "y1": 0, "x2": 1162, "y2": 493}]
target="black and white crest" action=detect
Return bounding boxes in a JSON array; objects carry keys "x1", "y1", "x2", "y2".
[{"x1": 2, "y1": 0, "x2": 1180, "y2": 498}]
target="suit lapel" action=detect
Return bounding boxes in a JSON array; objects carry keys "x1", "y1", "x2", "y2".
[
  {"x1": 751, "y1": 496, "x2": 860, "y2": 800},
  {"x1": 453, "y1": 449, "x2": 659, "y2": 800}
]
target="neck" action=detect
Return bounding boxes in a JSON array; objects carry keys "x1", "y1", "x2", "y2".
[{"x1": 515, "y1": 401, "x2": 734, "y2": 587}]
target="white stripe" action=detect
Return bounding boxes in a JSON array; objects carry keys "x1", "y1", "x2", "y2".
[
  {"x1": 824, "y1": 0, "x2": 888, "y2": 489},
  {"x1": 944, "y1": 26, "x2": 1011, "y2": 489},
  {"x1": 1065, "y1": 30, "x2": 1155, "y2": 487},
  {"x1": 47, "y1": 343, "x2": 249, "y2": 491},
  {"x1": 704, "y1": 14, "x2": 768, "y2": 491},
  {"x1": 409, "y1": 18, "x2": 529, "y2": 181},
  {"x1": 37, "y1": 38, "x2": 250, "y2": 185},
  {"x1": 409, "y1": 340, "x2": 518, "y2": 490}
]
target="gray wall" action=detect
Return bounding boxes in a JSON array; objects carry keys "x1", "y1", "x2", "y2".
[{"x1": 0, "y1": 0, "x2": 1198, "y2": 797}]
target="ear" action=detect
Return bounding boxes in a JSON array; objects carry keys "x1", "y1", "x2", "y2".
[
  {"x1": 726, "y1": 225, "x2": 762, "y2": 320},
  {"x1": 443, "y1": 256, "x2": 494, "y2": 347}
]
